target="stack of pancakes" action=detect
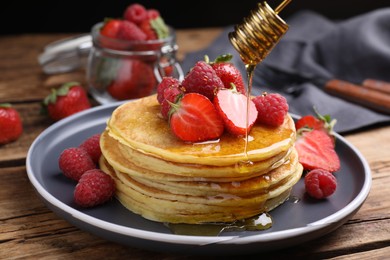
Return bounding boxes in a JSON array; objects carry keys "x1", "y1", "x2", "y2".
[{"x1": 99, "y1": 94, "x2": 303, "y2": 224}]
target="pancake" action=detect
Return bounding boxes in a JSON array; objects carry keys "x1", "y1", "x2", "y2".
[
  {"x1": 100, "y1": 156, "x2": 302, "y2": 223},
  {"x1": 100, "y1": 130, "x2": 293, "y2": 181},
  {"x1": 99, "y1": 94, "x2": 303, "y2": 224},
  {"x1": 106, "y1": 95, "x2": 296, "y2": 166}
]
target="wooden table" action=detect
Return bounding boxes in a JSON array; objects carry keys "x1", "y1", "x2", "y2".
[{"x1": 1, "y1": 28, "x2": 389, "y2": 259}]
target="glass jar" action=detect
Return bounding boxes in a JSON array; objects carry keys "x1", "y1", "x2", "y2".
[{"x1": 86, "y1": 22, "x2": 183, "y2": 104}]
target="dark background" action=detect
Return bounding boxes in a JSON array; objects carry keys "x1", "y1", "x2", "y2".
[{"x1": 1, "y1": 0, "x2": 389, "y2": 34}]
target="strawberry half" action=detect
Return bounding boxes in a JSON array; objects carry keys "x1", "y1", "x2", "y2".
[
  {"x1": 169, "y1": 93, "x2": 224, "y2": 142},
  {"x1": 213, "y1": 85, "x2": 257, "y2": 136},
  {"x1": 295, "y1": 129, "x2": 341, "y2": 172}
]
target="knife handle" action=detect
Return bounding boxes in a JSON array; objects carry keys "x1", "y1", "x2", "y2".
[
  {"x1": 362, "y1": 78, "x2": 390, "y2": 95},
  {"x1": 324, "y1": 79, "x2": 390, "y2": 114}
]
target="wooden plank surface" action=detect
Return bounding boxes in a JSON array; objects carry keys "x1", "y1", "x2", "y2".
[{"x1": 0, "y1": 29, "x2": 389, "y2": 259}]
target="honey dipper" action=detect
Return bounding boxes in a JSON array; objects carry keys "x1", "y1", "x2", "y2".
[
  {"x1": 228, "y1": 0, "x2": 291, "y2": 66},
  {"x1": 229, "y1": 0, "x2": 390, "y2": 115}
]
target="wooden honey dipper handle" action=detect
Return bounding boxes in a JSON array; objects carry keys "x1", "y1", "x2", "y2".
[{"x1": 325, "y1": 79, "x2": 390, "y2": 114}]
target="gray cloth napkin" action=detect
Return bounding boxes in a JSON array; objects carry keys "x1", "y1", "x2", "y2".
[{"x1": 181, "y1": 9, "x2": 390, "y2": 133}]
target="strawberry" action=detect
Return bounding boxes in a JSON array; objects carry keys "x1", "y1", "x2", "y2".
[
  {"x1": 295, "y1": 115, "x2": 324, "y2": 131},
  {"x1": 0, "y1": 103, "x2": 23, "y2": 145},
  {"x1": 213, "y1": 85, "x2": 257, "y2": 136},
  {"x1": 139, "y1": 19, "x2": 158, "y2": 40},
  {"x1": 107, "y1": 59, "x2": 156, "y2": 100},
  {"x1": 58, "y1": 147, "x2": 96, "y2": 181},
  {"x1": 123, "y1": 3, "x2": 148, "y2": 25},
  {"x1": 169, "y1": 93, "x2": 224, "y2": 142},
  {"x1": 43, "y1": 82, "x2": 91, "y2": 121},
  {"x1": 74, "y1": 169, "x2": 116, "y2": 207},
  {"x1": 295, "y1": 108, "x2": 337, "y2": 137},
  {"x1": 117, "y1": 20, "x2": 147, "y2": 41},
  {"x1": 304, "y1": 169, "x2": 337, "y2": 199},
  {"x1": 100, "y1": 19, "x2": 122, "y2": 39},
  {"x1": 79, "y1": 134, "x2": 102, "y2": 164},
  {"x1": 181, "y1": 61, "x2": 224, "y2": 100},
  {"x1": 206, "y1": 54, "x2": 246, "y2": 95},
  {"x1": 295, "y1": 129, "x2": 341, "y2": 172},
  {"x1": 252, "y1": 92, "x2": 289, "y2": 127}
]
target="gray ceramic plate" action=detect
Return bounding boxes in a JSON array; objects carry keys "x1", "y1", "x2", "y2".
[{"x1": 26, "y1": 102, "x2": 371, "y2": 255}]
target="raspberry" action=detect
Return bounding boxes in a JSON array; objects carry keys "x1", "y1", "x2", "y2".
[
  {"x1": 304, "y1": 169, "x2": 337, "y2": 199},
  {"x1": 58, "y1": 147, "x2": 96, "y2": 181},
  {"x1": 74, "y1": 169, "x2": 116, "y2": 207},
  {"x1": 117, "y1": 20, "x2": 147, "y2": 41},
  {"x1": 147, "y1": 9, "x2": 160, "y2": 20},
  {"x1": 181, "y1": 61, "x2": 224, "y2": 100},
  {"x1": 160, "y1": 86, "x2": 183, "y2": 119},
  {"x1": 157, "y1": 77, "x2": 181, "y2": 104},
  {"x1": 252, "y1": 92, "x2": 289, "y2": 127},
  {"x1": 79, "y1": 134, "x2": 102, "y2": 164},
  {"x1": 123, "y1": 3, "x2": 148, "y2": 25}
]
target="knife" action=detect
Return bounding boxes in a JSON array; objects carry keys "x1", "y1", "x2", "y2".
[{"x1": 257, "y1": 66, "x2": 390, "y2": 114}]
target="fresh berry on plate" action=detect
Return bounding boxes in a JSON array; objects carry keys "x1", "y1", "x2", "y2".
[
  {"x1": 0, "y1": 103, "x2": 23, "y2": 145},
  {"x1": 213, "y1": 85, "x2": 257, "y2": 136},
  {"x1": 79, "y1": 134, "x2": 102, "y2": 164},
  {"x1": 252, "y1": 92, "x2": 289, "y2": 127},
  {"x1": 181, "y1": 61, "x2": 224, "y2": 100},
  {"x1": 157, "y1": 77, "x2": 181, "y2": 104},
  {"x1": 295, "y1": 129, "x2": 341, "y2": 172},
  {"x1": 116, "y1": 20, "x2": 147, "y2": 41},
  {"x1": 58, "y1": 147, "x2": 96, "y2": 181},
  {"x1": 206, "y1": 54, "x2": 246, "y2": 95},
  {"x1": 160, "y1": 86, "x2": 183, "y2": 120},
  {"x1": 43, "y1": 82, "x2": 91, "y2": 121},
  {"x1": 123, "y1": 3, "x2": 148, "y2": 25},
  {"x1": 304, "y1": 169, "x2": 337, "y2": 199},
  {"x1": 107, "y1": 59, "x2": 156, "y2": 100},
  {"x1": 169, "y1": 93, "x2": 224, "y2": 142},
  {"x1": 74, "y1": 169, "x2": 116, "y2": 207}
]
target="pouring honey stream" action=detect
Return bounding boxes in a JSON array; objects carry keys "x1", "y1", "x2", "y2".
[
  {"x1": 167, "y1": 1, "x2": 292, "y2": 236},
  {"x1": 229, "y1": 0, "x2": 291, "y2": 171}
]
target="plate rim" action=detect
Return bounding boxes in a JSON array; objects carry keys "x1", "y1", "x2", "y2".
[{"x1": 26, "y1": 102, "x2": 372, "y2": 246}]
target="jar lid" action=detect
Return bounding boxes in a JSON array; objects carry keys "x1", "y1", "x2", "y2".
[{"x1": 38, "y1": 34, "x2": 92, "y2": 74}]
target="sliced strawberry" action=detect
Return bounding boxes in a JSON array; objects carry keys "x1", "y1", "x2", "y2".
[
  {"x1": 169, "y1": 93, "x2": 224, "y2": 142},
  {"x1": 295, "y1": 130, "x2": 341, "y2": 172},
  {"x1": 213, "y1": 85, "x2": 257, "y2": 136}
]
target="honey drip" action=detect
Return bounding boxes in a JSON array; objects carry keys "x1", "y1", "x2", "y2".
[
  {"x1": 166, "y1": 213, "x2": 273, "y2": 236},
  {"x1": 166, "y1": 1, "x2": 292, "y2": 237},
  {"x1": 229, "y1": 0, "x2": 290, "y2": 172}
]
